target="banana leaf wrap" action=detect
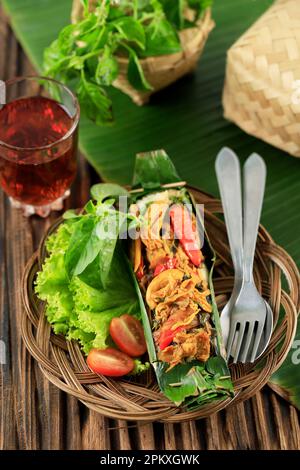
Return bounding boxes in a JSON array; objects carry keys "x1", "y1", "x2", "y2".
[{"x1": 128, "y1": 150, "x2": 234, "y2": 407}]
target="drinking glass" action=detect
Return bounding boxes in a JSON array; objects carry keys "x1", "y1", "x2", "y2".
[{"x1": 0, "y1": 76, "x2": 80, "y2": 217}]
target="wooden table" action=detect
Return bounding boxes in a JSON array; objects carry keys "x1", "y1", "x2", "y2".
[{"x1": 1, "y1": 8, "x2": 300, "y2": 451}]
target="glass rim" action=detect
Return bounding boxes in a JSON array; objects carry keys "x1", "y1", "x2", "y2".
[{"x1": 0, "y1": 75, "x2": 80, "y2": 152}]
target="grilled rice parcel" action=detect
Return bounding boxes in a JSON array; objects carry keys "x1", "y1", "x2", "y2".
[
  {"x1": 128, "y1": 150, "x2": 233, "y2": 407},
  {"x1": 131, "y1": 189, "x2": 217, "y2": 371}
]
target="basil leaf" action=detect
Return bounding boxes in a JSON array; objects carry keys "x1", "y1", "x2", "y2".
[
  {"x1": 77, "y1": 76, "x2": 113, "y2": 124},
  {"x1": 91, "y1": 183, "x2": 129, "y2": 202},
  {"x1": 43, "y1": 0, "x2": 212, "y2": 125},
  {"x1": 57, "y1": 24, "x2": 76, "y2": 54},
  {"x1": 73, "y1": 224, "x2": 103, "y2": 277},
  {"x1": 65, "y1": 217, "x2": 97, "y2": 277},
  {"x1": 160, "y1": 0, "x2": 185, "y2": 30},
  {"x1": 43, "y1": 40, "x2": 68, "y2": 76},
  {"x1": 95, "y1": 47, "x2": 119, "y2": 86},
  {"x1": 74, "y1": 14, "x2": 98, "y2": 39},
  {"x1": 84, "y1": 200, "x2": 97, "y2": 214},
  {"x1": 63, "y1": 209, "x2": 81, "y2": 220},
  {"x1": 80, "y1": 0, "x2": 89, "y2": 16},
  {"x1": 188, "y1": 0, "x2": 213, "y2": 19},
  {"x1": 97, "y1": 211, "x2": 127, "y2": 286},
  {"x1": 143, "y1": 18, "x2": 181, "y2": 56},
  {"x1": 112, "y1": 16, "x2": 146, "y2": 50},
  {"x1": 69, "y1": 55, "x2": 85, "y2": 70},
  {"x1": 127, "y1": 49, "x2": 153, "y2": 91}
]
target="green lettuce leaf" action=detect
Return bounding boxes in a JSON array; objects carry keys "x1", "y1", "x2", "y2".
[
  {"x1": 35, "y1": 220, "x2": 141, "y2": 356},
  {"x1": 131, "y1": 359, "x2": 151, "y2": 375}
]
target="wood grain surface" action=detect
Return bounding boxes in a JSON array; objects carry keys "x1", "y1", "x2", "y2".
[{"x1": 0, "y1": 7, "x2": 299, "y2": 450}]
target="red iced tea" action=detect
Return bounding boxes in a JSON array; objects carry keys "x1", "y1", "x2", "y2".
[{"x1": 0, "y1": 96, "x2": 77, "y2": 206}]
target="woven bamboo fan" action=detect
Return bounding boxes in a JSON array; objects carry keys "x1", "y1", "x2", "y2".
[
  {"x1": 223, "y1": 0, "x2": 300, "y2": 158},
  {"x1": 21, "y1": 187, "x2": 299, "y2": 423},
  {"x1": 71, "y1": 1, "x2": 215, "y2": 105}
]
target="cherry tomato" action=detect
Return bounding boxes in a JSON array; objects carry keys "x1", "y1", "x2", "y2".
[
  {"x1": 110, "y1": 314, "x2": 147, "y2": 357},
  {"x1": 169, "y1": 204, "x2": 203, "y2": 267},
  {"x1": 153, "y1": 257, "x2": 177, "y2": 277},
  {"x1": 87, "y1": 347, "x2": 134, "y2": 377}
]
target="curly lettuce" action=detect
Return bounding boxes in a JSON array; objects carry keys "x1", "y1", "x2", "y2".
[{"x1": 35, "y1": 218, "x2": 141, "y2": 357}]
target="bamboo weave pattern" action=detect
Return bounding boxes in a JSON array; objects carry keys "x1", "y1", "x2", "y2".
[{"x1": 223, "y1": 0, "x2": 300, "y2": 157}]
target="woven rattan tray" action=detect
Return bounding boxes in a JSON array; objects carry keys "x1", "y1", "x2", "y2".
[{"x1": 21, "y1": 187, "x2": 299, "y2": 422}]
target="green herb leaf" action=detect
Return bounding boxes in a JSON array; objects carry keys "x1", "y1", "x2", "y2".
[
  {"x1": 74, "y1": 13, "x2": 99, "y2": 41},
  {"x1": 112, "y1": 16, "x2": 146, "y2": 50},
  {"x1": 160, "y1": 0, "x2": 185, "y2": 30},
  {"x1": 77, "y1": 74, "x2": 113, "y2": 124},
  {"x1": 43, "y1": 40, "x2": 67, "y2": 77},
  {"x1": 80, "y1": 0, "x2": 89, "y2": 17},
  {"x1": 91, "y1": 183, "x2": 129, "y2": 202},
  {"x1": 95, "y1": 47, "x2": 119, "y2": 86},
  {"x1": 73, "y1": 224, "x2": 103, "y2": 277},
  {"x1": 69, "y1": 55, "x2": 86, "y2": 70},
  {"x1": 143, "y1": 17, "x2": 181, "y2": 56},
  {"x1": 127, "y1": 49, "x2": 153, "y2": 91},
  {"x1": 84, "y1": 200, "x2": 97, "y2": 214},
  {"x1": 130, "y1": 359, "x2": 151, "y2": 375},
  {"x1": 42, "y1": 0, "x2": 212, "y2": 125},
  {"x1": 57, "y1": 23, "x2": 76, "y2": 54},
  {"x1": 97, "y1": 211, "x2": 127, "y2": 286},
  {"x1": 188, "y1": 0, "x2": 213, "y2": 20},
  {"x1": 132, "y1": 149, "x2": 181, "y2": 189},
  {"x1": 64, "y1": 217, "x2": 97, "y2": 278},
  {"x1": 63, "y1": 209, "x2": 81, "y2": 219}
]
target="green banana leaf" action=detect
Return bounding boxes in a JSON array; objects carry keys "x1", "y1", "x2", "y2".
[
  {"x1": 2, "y1": 0, "x2": 300, "y2": 407},
  {"x1": 132, "y1": 150, "x2": 181, "y2": 190},
  {"x1": 269, "y1": 323, "x2": 300, "y2": 410},
  {"x1": 129, "y1": 150, "x2": 233, "y2": 407}
]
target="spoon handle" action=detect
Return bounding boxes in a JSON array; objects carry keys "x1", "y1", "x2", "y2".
[
  {"x1": 0, "y1": 80, "x2": 5, "y2": 109},
  {"x1": 243, "y1": 153, "x2": 266, "y2": 283},
  {"x1": 215, "y1": 147, "x2": 243, "y2": 279}
]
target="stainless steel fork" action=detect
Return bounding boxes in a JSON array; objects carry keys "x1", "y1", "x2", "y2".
[
  {"x1": 216, "y1": 148, "x2": 269, "y2": 363},
  {"x1": 215, "y1": 148, "x2": 243, "y2": 348}
]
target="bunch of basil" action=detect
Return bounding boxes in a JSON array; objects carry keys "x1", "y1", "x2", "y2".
[{"x1": 44, "y1": 0, "x2": 213, "y2": 124}]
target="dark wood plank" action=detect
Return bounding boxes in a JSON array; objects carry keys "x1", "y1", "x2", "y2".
[
  {"x1": 0, "y1": 14, "x2": 38, "y2": 450},
  {"x1": 0, "y1": 195, "x2": 18, "y2": 450},
  {"x1": 81, "y1": 412, "x2": 110, "y2": 450},
  {"x1": 180, "y1": 421, "x2": 202, "y2": 450},
  {"x1": 0, "y1": 10, "x2": 18, "y2": 451},
  {"x1": 163, "y1": 424, "x2": 177, "y2": 450},
  {"x1": 289, "y1": 405, "x2": 300, "y2": 449},
  {"x1": 223, "y1": 403, "x2": 252, "y2": 450},
  {"x1": 112, "y1": 421, "x2": 132, "y2": 451},
  {"x1": 136, "y1": 423, "x2": 155, "y2": 450}
]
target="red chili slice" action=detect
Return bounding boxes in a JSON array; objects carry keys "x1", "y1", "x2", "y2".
[
  {"x1": 169, "y1": 204, "x2": 203, "y2": 267},
  {"x1": 153, "y1": 257, "x2": 177, "y2": 277},
  {"x1": 136, "y1": 257, "x2": 144, "y2": 280},
  {"x1": 159, "y1": 325, "x2": 185, "y2": 350}
]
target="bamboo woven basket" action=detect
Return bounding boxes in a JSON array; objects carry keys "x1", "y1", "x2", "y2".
[
  {"x1": 223, "y1": 0, "x2": 300, "y2": 158},
  {"x1": 21, "y1": 187, "x2": 299, "y2": 423},
  {"x1": 71, "y1": 1, "x2": 215, "y2": 105}
]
